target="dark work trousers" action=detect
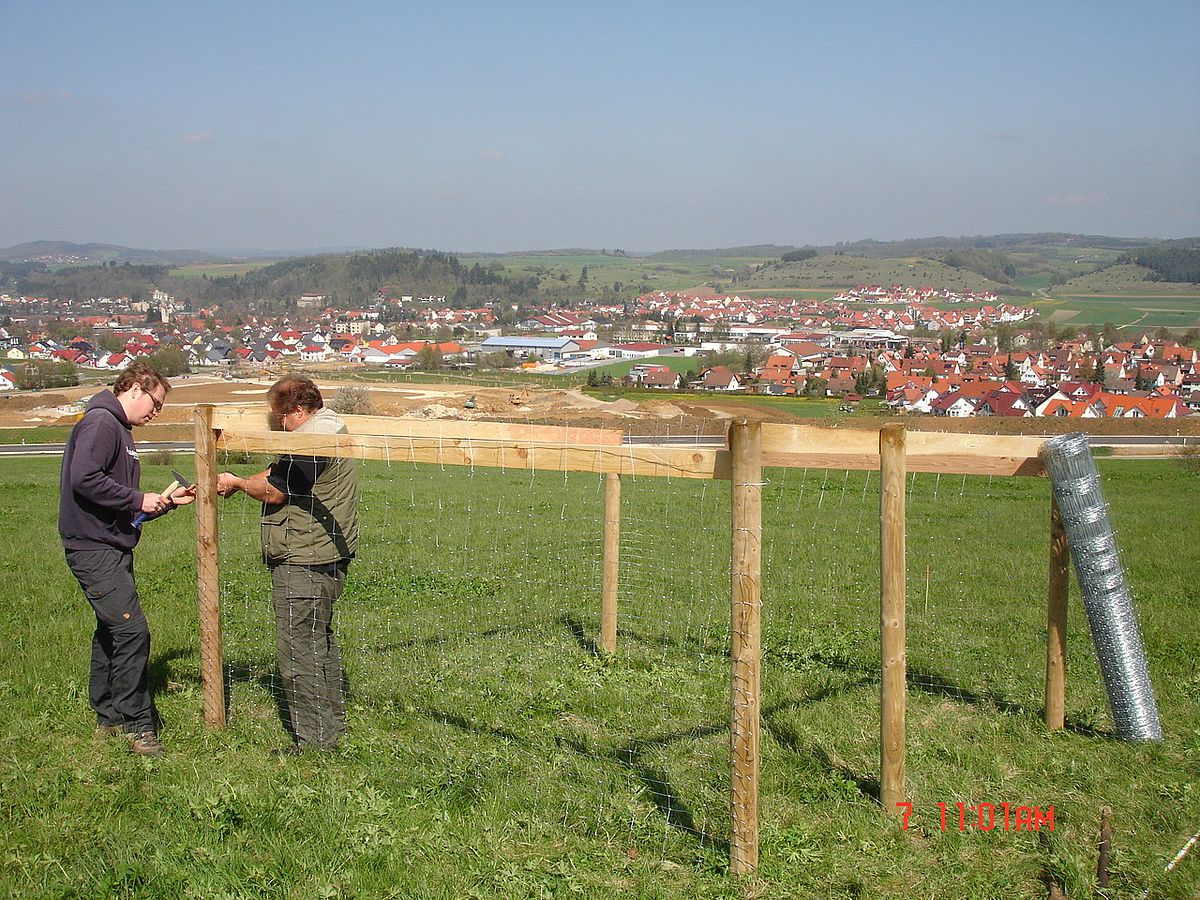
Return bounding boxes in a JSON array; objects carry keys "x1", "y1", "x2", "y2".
[
  {"x1": 64, "y1": 547, "x2": 153, "y2": 733},
  {"x1": 270, "y1": 562, "x2": 347, "y2": 750}
]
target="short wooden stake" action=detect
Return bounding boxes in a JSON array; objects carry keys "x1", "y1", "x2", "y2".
[
  {"x1": 879, "y1": 423, "x2": 906, "y2": 814},
  {"x1": 1046, "y1": 495, "x2": 1069, "y2": 731},
  {"x1": 729, "y1": 420, "x2": 762, "y2": 874},
  {"x1": 194, "y1": 404, "x2": 225, "y2": 728},
  {"x1": 1098, "y1": 805, "x2": 1113, "y2": 888},
  {"x1": 600, "y1": 472, "x2": 620, "y2": 654}
]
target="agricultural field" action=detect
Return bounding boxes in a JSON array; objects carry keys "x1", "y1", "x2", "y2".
[
  {"x1": 1032, "y1": 294, "x2": 1200, "y2": 330},
  {"x1": 2, "y1": 449, "x2": 1198, "y2": 898},
  {"x1": 169, "y1": 260, "x2": 282, "y2": 279}
]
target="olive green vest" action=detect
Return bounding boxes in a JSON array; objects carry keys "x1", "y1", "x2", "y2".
[{"x1": 260, "y1": 407, "x2": 359, "y2": 565}]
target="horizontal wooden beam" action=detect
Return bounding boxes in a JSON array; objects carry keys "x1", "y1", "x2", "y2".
[
  {"x1": 216, "y1": 427, "x2": 729, "y2": 480},
  {"x1": 204, "y1": 407, "x2": 1049, "y2": 479},
  {"x1": 209, "y1": 404, "x2": 624, "y2": 447},
  {"x1": 760, "y1": 424, "x2": 1046, "y2": 477}
]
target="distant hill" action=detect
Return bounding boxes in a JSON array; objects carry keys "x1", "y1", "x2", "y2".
[
  {"x1": 6, "y1": 234, "x2": 1198, "y2": 306},
  {"x1": 0, "y1": 241, "x2": 228, "y2": 266},
  {"x1": 819, "y1": 233, "x2": 1155, "y2": 258},
  {"x1": 1057, "y1": 264, "x2": 1200, "y2": 294},
  {"x1": 742, "y1": 254, "x2": 1013, "y2": 294},
  {"x1": 7, "y1": 247, "x2": 527, "y2": 308},
  {"x1": 649, "y1": 245, "x2": 800, "y2": 260}
]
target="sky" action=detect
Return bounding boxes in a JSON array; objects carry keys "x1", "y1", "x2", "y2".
[{"x1": 3, "y1": 1, "x2": 1199, "y2": 254}]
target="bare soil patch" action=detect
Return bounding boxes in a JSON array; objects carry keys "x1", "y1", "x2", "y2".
[{"x1": 4, "y1": 375, "x2": 1197, "y2": 440}]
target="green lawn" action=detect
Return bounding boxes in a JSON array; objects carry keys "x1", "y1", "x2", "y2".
[
  {"x1": 0, "y1": 426, "x2": 73, "y2": 444},
  {"x1": 2, "y1": 454, "x2": 1197, "y2": 897}
]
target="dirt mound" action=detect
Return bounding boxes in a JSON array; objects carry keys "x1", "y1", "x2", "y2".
[{"x1": 1, "y1": 393, "x2": 70, "y2": 412}]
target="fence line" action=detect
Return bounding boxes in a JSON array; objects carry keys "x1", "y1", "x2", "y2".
[{"x1": 193, "y1": 403, "x2": 1053, "y2": 873}]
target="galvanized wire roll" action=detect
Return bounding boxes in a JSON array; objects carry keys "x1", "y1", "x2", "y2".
[{"x1": 1040, "y1": 433, "x2": 1162, "y2": 741}]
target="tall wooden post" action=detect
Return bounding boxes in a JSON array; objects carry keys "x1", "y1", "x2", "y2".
[
  {"x1": 729, "y1": 419, "x2": 762, "y2": 874},
  {"x1": 600, "y1": 472, "x2": 620, "y2": 654},
  {"x1": 1045, "y1": 495, "x2": 1069, "y2": 731},
  {"x1": 879, "y1": 423, "x2": 906, "y2": 814},
  {"x1": 193, "y1": 404, "x2": 225, "y2": 728}
]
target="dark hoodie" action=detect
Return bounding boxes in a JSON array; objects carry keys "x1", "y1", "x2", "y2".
[{"x1": 58, "y1": 390, "x2": 146, "y2": 551}]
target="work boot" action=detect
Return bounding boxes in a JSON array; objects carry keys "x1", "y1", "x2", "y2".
[{"x1": 130, "y1": 731, "x2": 166, "y2": 757}]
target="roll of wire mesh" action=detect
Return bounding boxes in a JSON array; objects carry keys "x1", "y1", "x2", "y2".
[{"x1": 1040, "y1": 433, "x2": 1162, "y2": 741}]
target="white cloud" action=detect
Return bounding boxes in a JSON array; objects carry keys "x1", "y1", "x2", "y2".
[{"x1": 20, "y1": 90, "x2": 74, "y2": 107}]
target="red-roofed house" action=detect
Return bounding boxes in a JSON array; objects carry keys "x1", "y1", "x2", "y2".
[{"x1": 698, "y1": 366, "x2": 742, "y2": 391}]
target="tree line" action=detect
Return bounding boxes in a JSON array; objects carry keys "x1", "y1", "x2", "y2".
[
  {"x1": 3, "y1": 248, "x2": 614, "y2": 311},
  {"x1": 1119, "y1": 240, "x2": 1200, "y2": 283}
]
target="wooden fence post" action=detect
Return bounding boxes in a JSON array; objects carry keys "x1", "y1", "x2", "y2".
[
  {"x1": 1045, "y1": 494, "x2": 1069, "y2": 731},
  {"x1": 729, "y1": 419, "x2": 762, "y2": 874},
  {"x1": 600, "y1": 472, "x2": 620, "y2": 654},
  {"x1": 879, "y1": 423, "x2": 906, "y2": 814},
  {"x1": 193, "y1": 404, "x2": 225, "y2": 728}
]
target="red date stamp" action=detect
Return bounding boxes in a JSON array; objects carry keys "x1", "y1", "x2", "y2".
[{"x1": 896, "y1": 802, "x2": 1054, "y2": 832}]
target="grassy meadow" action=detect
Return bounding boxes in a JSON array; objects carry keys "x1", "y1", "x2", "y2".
[{"x1": 1, "y1": 452, "x2": 1198, "y2": 898}]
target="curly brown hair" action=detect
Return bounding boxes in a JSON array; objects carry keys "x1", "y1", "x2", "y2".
[{"x1": 268, "y1": 375, "x2": 324, "y2": 417}]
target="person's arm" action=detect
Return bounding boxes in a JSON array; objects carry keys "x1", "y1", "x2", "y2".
[
  {"x1": 217, "y1": 468, "x2": 287, "y2": 504},
  {"x1": 217, "y1": 454, "x2": 327, "y2": 504}
]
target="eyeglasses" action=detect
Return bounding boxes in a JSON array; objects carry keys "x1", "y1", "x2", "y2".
[{"x1": 147, "y1": 392, "x2": 164, "y2": 413}]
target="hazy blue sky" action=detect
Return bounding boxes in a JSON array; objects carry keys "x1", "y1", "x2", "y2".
[{"x1": 3, "y1": 1, "x2": 1198, "y2": 253}]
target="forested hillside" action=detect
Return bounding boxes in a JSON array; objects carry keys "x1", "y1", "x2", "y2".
[
  {"x1": 1119, "y1": 239, "x2": 1200, "y2": 282},
  {"x1": 8, "y1": 249, "x2": 541, "y2": 309}
]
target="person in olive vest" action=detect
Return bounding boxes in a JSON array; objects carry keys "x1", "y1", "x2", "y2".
[{"x1": 216, "y1": 376, "x2": 358, "y2": 753}]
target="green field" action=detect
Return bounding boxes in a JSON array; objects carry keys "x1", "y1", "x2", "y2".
[
  {"x1": 1032, "y1": 294, "x2": 1200, "y2": 330},
  {"x1": 169, "y1": 260, "x2": 282, "y2": 279},
  {"x1": 2, "y1": 455, "x2": 1198, "y2": 897}
]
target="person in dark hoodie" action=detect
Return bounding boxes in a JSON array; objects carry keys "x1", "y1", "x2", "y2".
[{"x1": 59, "y1": 361, "x2": 195, "y2": 756}]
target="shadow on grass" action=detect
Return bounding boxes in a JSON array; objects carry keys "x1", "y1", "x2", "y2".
[
  {"x1": 762, "y1": 684, "x2": 881, "y2": 802},
  {"x1": 428, "y1": 698, "x2": 730, "y2": 861},
  {"x1": 558, "y1": 613, "x2": 599, "y2": 656},
  {"x1": 364, "y1": 622, "x2": 542, "y2": 656},
  {"x1": 422, "y1": 706, "x2": 522, "y2": 744},
  {"x1": 617, "y1": 732, "x2": 727, "y2": 855},
  {"x1": 147, "y1": 647, "x2": 192, "y2": 694},
  {"x1": 147, "y1": 647, "x2": 192, "y2": 732},
  {"x1": 576, "y1": 621, "x2": 729, "y2": 662},
  {"x1": 907, "y1": 666, "x2": 1114, "y2": 739},
  {"x1": 565, "y1": 726, "x2": 731, "y2": 861},
  {"x1": 224, "y1": 656, "x2": 355, "y2": 740}
]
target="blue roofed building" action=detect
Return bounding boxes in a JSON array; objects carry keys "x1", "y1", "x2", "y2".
[{"x1": 478, "y1": 335, "x2": 581, "y2": 361}]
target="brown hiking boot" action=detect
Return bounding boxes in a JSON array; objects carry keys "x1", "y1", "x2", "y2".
[
  {"x1": 130, "y1": 731, "x2": 165, "y2": 757},
  {"x1": 95, "y1": 723, "x2": 124, "y2": 738}
]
